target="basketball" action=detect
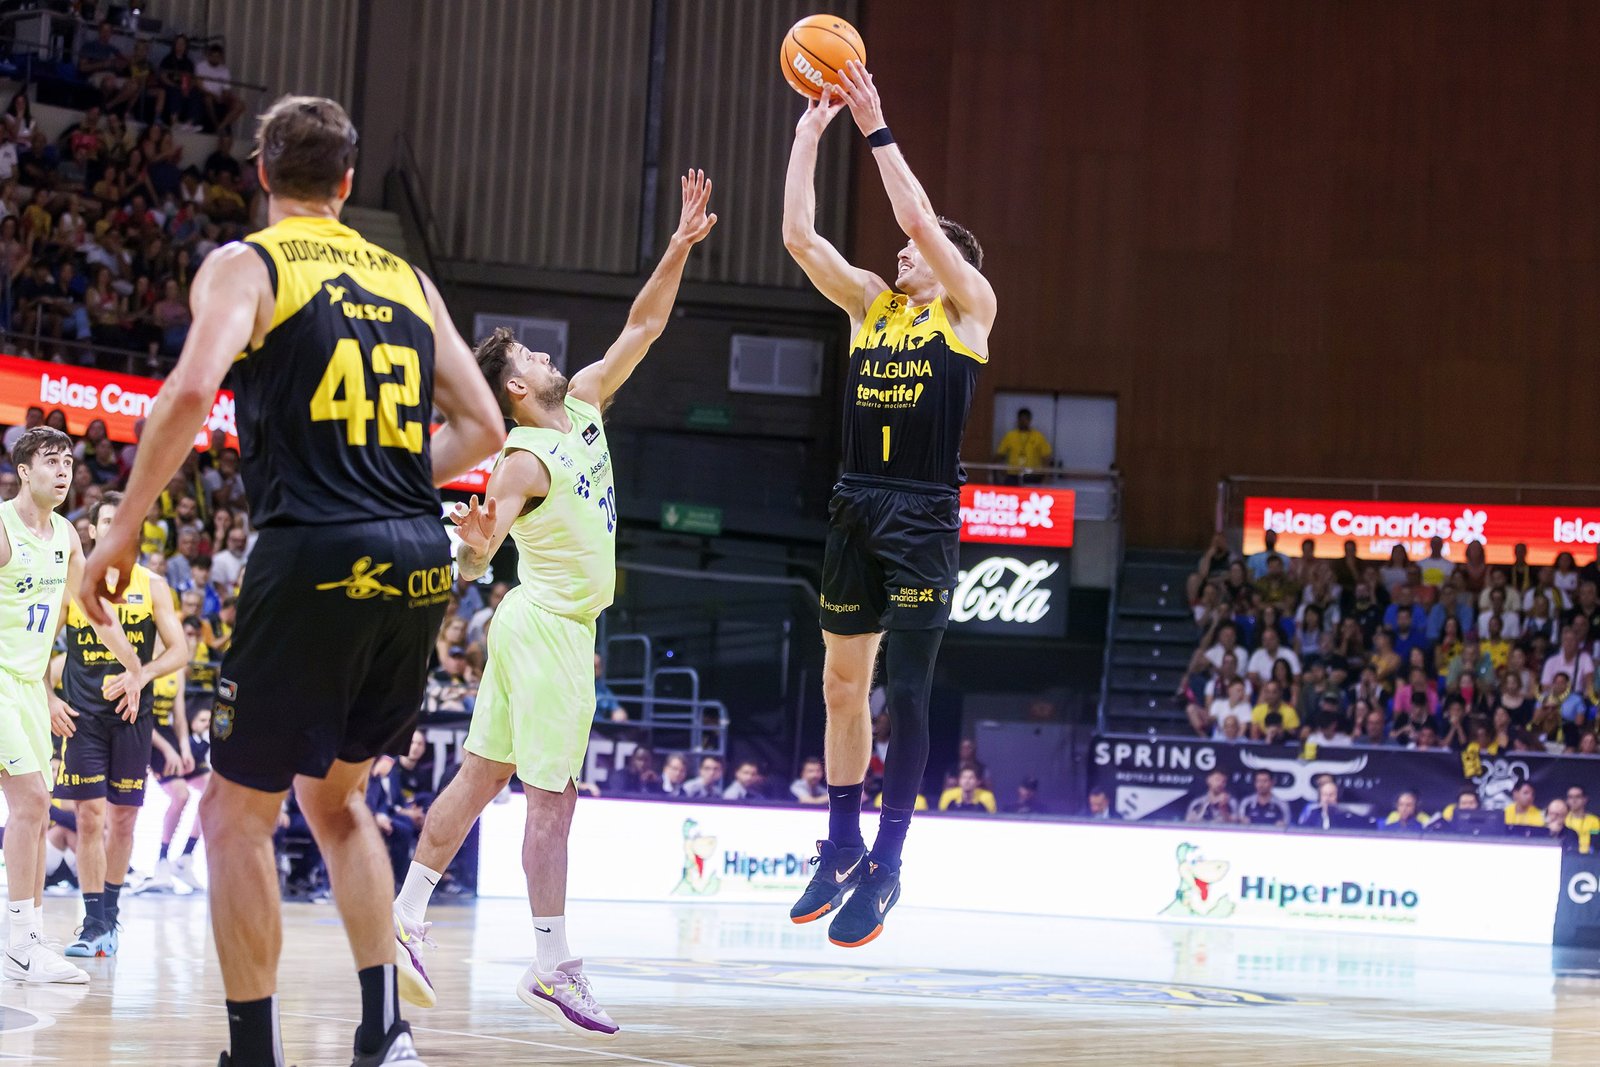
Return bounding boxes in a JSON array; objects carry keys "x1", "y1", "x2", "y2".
[{"x1": 780, "y1": 14, "x2": 866, "y2": 100}]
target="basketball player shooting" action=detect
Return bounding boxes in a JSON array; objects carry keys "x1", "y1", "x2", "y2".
[
  {"x1": 390, "y1": 169, "x2": 717, "y2": 1038},
  {"x1": 782, "y1": 64, "x2": 996, "y2": 947},
  {"x1": 81, "y1": 96, "x2": 505, "y2": 1067}
]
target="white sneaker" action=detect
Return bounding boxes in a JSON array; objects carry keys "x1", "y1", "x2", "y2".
[
  {"x1": 515, "y1": 959, "x2": 619, "y2": 1039},
  {"x1": 136, "y1": 857, "x2": 175, "y2": 894},
  {"x1": 172, "y1": 853, "x2": 205, "y2": 892},
  {"x1": 393, "y1": 908, "x2": 437, "y2": 1008},
  {"x1": 4, "y1": 938, "x2": 90, "y2": 984}
]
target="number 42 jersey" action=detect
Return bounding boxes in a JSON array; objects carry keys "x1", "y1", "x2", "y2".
[{"x1": 238, "y1": 215, "x2": 440, "y2": 527}]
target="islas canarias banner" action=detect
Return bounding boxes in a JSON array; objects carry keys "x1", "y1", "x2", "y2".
[
  {"x1": 0, "y1": 352, "x2": 493, "y2": 491},
  {"x1": 1244, "y1": 495, "x2": 1600, "y2": 566}
]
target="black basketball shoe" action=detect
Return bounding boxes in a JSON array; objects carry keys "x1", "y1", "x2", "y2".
[
  {"x1": 827, "y1": 858, "x2": 901, "y2": 948},
  {"x1": 789, "y1": 840, "x2": 867, "y2": 924},
  {"x1": 352, "y1": 1020, "x2": 425, "y2": 1065}
]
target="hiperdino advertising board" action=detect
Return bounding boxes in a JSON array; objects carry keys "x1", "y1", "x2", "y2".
[{"x1": 475, "y1": 798, "x2": 1559, "y2": 945}]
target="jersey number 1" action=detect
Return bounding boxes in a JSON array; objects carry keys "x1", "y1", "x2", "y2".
[
  {"x1": 882, "y1": 425, "x2": 891, "y2": 463},
  {"x1": 309, "y1": 338, "x2": 424, "y2": 453}
]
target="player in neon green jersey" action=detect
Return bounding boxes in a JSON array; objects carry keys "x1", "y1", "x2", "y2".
[
  {"x1": 391, "y1": 169, "x2": 717, "y2": 1035},
  {"x1": 0, "y1": 427, "x2": 142, "y2": 984}
]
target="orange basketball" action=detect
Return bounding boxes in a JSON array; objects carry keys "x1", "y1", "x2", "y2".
[{"x1": 780, "y1": 14, "x2": 865, "y2": 100}]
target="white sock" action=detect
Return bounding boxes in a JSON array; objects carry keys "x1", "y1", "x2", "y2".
[
  {"x1": 396, "y1": 862, "x2": 442, "y2": 926},
  {"x1": 7, "y1": 899, "x2": 40, "y2": 950},
  {"x1": 532, "y1": 915, "x2": 571, "y2": 972},
  {"x1": 44, "y1": 841, "x2": 63, "y2": 876},
  {"x1": 64, "y1": 849, "x2": 78, "y2": 875}
]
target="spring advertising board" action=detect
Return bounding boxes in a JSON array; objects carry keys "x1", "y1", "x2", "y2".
[{"x1": 475, "y1": 797, "x2": 1558, "y2": 943}]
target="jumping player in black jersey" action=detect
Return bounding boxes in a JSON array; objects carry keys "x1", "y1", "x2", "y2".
[
  {"x1": 782, "y1": 65, "x2": 997, "y2": 947},
  {"x1": 82, "y1": 96, "x2": 504, "y2": 1067},
  {"x1": 55, "y1": 491, "x2": 188, "y2": 958}
]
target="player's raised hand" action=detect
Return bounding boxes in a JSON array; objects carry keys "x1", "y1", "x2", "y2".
[
  {"x1": 796, "y1": 82, "x2": 845, "y2": 138},
  {"x1": 673, "y1": 169, "x2": 717, "y2": 245},
  {"x1": 450, "y1": 495, "x2": 497, "y2": 555},
  {"x1": 837, "y1": 60, "x2": 886, "y2": 137},
  {"x1": 81, "y1": 525, "x2": 139, "y2": 626},
  {"x1": 49, "y1": 695, "x2": 79, "y2": 738}
]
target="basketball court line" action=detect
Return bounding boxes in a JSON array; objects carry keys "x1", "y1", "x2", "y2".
[{"x1": 71, "y1": 989, "x2": 702, "y2": 1067}]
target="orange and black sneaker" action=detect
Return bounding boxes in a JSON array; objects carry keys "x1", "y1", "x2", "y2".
[
  {"x1": 789, "y1": 840, "x2": 867, "y2": 925},
  {"x1": 827, "y1": 859, "x2": 900, "y2": 948}
]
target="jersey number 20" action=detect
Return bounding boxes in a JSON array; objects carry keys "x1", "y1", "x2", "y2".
[{"x1": 309, "y1": 338, "x2": 424, "y2": 453}]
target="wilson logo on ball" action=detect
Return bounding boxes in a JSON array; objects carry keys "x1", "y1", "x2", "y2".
[{"x1": 790, "y1": 51, "x2": 825, "y2": 88}]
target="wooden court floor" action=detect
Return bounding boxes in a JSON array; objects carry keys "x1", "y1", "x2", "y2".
[{"x1": 2, "y1": 895, "x2": 1600, "y2": 1065}]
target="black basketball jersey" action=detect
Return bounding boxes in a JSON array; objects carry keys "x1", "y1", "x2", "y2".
[
  {"x1": 238, "y1": 215, "x2": 439, "y2": 527},
  {"x1": 63, "y1": 564, "x2": 157, "y2": 718},
  {"x1": 842, "y1": 291, "x2": 985, "y2": 488}
]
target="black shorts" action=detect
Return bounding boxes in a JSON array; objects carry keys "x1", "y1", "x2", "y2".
[
  {"x1": 152, "y1": 722, "x2": 211, "y2": 782},
  {"x1": 56, "y1": 711, "x2": 155, "y2": 806},
  {"x1": 211, "y1": 515, "x2": 452, "y2": 793},
  {"x1": 820, "y1": 476, "x2": 960, "y2": 635}
]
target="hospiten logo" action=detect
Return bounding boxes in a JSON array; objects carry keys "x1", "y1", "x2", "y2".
[{"x1": 1160, "y1": 843, "x2": 1236, "y2": 919}]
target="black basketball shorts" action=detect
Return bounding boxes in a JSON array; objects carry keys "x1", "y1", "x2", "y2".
[
  {"x1": 152, "y1": 722, "x2": 211, "y2": 783},
  {"x1": 820, "y1": 476, "x2": 960, "y2": 635},
  {"x1": 210, "y1": 515, "x2": 452, "y2": 793},
  {"x1": 56, "y1": 710, "x2": 156, "y2": 806}
]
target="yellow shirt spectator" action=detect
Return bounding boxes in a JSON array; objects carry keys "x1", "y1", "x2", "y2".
[
  {"x1": 995, "y1": 413, "x2": 1052, "y2": 472},
  {"x1": 1251, "y1": 701, "x2": 1301, "y2": 733},
  {"x1": 1504, "y1": 803, "x2": 1543, "y2": 829},
  {"x1": 1567, "y1": 812, "x2": 1600, "y2": 853},
  {"x1": 938, "y1": 787, "x2": 996, "y2": 813},
  {"x1": 1481, "y1": 637, "x2": 1512, "y2": 671}
]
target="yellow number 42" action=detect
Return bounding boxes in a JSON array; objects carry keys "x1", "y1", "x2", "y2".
[{"x1": 309, "y1": 338, "x2": 424, "y2": 452}]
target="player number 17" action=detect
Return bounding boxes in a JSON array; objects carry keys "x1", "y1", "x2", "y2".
[{"x1": 24, "y1": 603, "x2": 48, "y2": 633}]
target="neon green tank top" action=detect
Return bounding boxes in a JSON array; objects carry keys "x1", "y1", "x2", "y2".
[
  {"x1": 0, "y1": 499, "x2": 73, "y2": 680},
  {"x1": 501, "y1": 395, "x2": 616, "y2": 620}
]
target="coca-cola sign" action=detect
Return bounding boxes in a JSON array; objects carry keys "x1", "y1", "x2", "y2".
[
  {"x1": 960, "y1": 483, "x2": 1075, "y2": 547},
  {"x1": 948, "y1": 545, "x2": 1069, "y2": 637}
]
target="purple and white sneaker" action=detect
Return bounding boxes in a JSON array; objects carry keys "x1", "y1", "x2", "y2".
[
  {"x1": 515, "y1": 959, "x2": 619, "y2": 1040},
  {"x1": 393, "y1": 909, "x2": 437, "y2": 1008}
]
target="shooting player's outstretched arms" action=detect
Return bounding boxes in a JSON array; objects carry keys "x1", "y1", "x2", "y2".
[
  {"x1": 782, "y1": 85, "x2": 888, "y2": 330},
  {"x1": 836, "y1": 61, "x2": 997, "y2": 339},
  {"x1": 569, "y1": 169, "x2": 717, "y2": 408}
]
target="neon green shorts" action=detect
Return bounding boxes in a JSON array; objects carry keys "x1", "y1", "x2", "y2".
[
  {"x1": 0, "y1": 670, "x2": 53, "y2": 787},
  {"x1": 465, "y1": 588, "x2": 597, "y2": 792}
]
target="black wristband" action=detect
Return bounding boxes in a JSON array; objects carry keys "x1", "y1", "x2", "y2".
[{"x1": 867, "y1": 126, "x2": 894, "y2": 148}]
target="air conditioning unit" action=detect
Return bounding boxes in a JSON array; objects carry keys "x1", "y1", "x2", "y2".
[
  {"x1": 728, "y1": 334, "x2": 823, "y2": 397},
  {"x1": 472, "y1": 314, "x2": 569, "y2": 372}
]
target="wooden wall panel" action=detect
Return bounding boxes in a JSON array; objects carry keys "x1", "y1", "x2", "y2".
[{"x1": 850, "y1": 0, "x2": 1600, "y2": 546}]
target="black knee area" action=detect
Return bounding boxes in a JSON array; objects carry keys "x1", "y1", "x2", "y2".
[{"x1": 879, "y1": 628, "x2": 944, "y2": 809}]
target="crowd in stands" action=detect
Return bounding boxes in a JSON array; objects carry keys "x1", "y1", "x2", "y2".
[
  {"x1": 1166, "y1": 769, "x2": 1597, "y2": 851},
  {"x1": 1180, "y1": 530, "x2": 1600, "y2": 759},
  {"x1": 0, "y1": 20, "x2": 259, "y2": 362}
]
